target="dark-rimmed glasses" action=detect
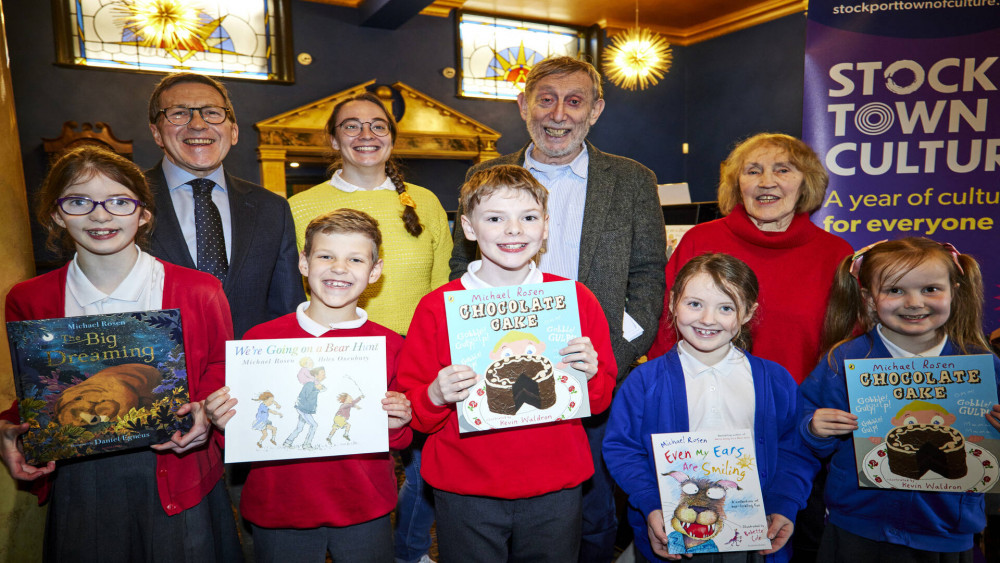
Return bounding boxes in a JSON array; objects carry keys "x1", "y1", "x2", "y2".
[
  {"x1": 335, "y1": 118, "x2": 390, "y2": 137},
  {"x1": 157, "y1": 105, "x2": 230, "y2": 126},
  {"x1": 57, "y1": 197, "x2": 145, "y2": 216}
]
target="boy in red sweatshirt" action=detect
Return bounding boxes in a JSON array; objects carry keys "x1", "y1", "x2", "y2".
[
  {"x1": 397, "y1": 165, "x2": 617, "y2": 562},
  {"x1": 206, "y1": 209, "x2": 412, "y2": 562}
]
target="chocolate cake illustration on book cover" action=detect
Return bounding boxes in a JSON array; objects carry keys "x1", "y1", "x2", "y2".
[
  {"x1": 444, "y1": 280, "x2": 591, "y2": 433},
  {"x1": 6, "y1": 309, "x2": 191, "y2": 464},
  {"x1": 844, "y1": 354, "x2": 1000, "y2": 493}
]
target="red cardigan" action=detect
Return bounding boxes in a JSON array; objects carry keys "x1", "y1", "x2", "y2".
[
  {"x1": 397, "y1": 274, "x2": 617, "y2": 499},
  {"x1": 648, "y1": 206, "x2": 853, "y2": 383},
  {"x1": 2, "y1": 260, "x2": 233, "y2": 515},
  {"x1": 238, "y1": 313, "x2": 412, "y2": 528}
]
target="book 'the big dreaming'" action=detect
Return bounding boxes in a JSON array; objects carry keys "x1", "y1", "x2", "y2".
[{"x1": 6, "y1": 310, "x2": 191, "y2": 464}]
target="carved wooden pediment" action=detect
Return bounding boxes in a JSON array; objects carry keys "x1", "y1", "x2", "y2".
[
  {"x1": 254, "y1": 81, "x2": 501, "y2": 195},
  {"x1": 43, "y1": 121, "x2": 133, "y2": 160}
]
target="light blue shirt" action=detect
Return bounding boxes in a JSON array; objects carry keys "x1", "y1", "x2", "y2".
[
  {"x1": 523, "y1": 144, "x2": 589, "y2": 281},
  {"x1": 161, "y1": 157, "x2": 232, "y2": 262}
]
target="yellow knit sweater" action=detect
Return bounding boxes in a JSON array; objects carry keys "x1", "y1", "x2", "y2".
[{"x1": 289, "y1": 182, "x2": 453, "y2": 335}]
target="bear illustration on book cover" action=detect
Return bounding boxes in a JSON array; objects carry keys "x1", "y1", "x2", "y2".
[{"x1": 6, "y1": 309, "x2": 191, "y2": 464}]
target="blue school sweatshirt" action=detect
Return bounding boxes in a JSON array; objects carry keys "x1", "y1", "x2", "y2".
[
  {"x1": 604, "y1": 346, "x2": 818, "y2": 562},
  {"x1": 799, "y1": 329, "x2": 1000, "y2": 552}
]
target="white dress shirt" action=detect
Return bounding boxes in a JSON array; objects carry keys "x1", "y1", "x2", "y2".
[
  {"x1": 161, "y1": 157, "x2": 232, "y2": 262},
  {"x1": 678, "y1": 341, "x2": 756, "y2": 438},
  {"x1": 876, "y1": 324, "x2": 948, "y2": 358},
  {"x1": 328, "y1": 169, "x2": 395, "y2": 192}
]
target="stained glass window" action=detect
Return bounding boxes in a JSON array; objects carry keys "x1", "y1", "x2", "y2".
[
  {"x1": 458, "y1": 12, "x2": 587, "y2": 101},
  {"x1": 54, "y1": 0, "x2": 293, "y2": 82}
]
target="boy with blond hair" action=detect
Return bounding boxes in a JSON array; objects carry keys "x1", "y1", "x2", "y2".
[{"x1": 398, "y1": 165, "x2": 617, "y2": 561}]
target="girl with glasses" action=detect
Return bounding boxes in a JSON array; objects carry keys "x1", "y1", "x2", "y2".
[{"x1": 0, "y1": 145, "x2": 241, "y2": 561}]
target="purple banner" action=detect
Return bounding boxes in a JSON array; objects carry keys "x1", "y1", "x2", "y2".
[{"x1": 804, "y1": 0, "x2": 1000, "y2": 334}]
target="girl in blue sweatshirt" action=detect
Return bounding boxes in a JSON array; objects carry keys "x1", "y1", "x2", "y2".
[
  {"x1": 605, "y1": 253, "x2": 817, "y2": 562},
  {"x1": 800, "y1": 237, "x2": 1000, "y2": 560}
]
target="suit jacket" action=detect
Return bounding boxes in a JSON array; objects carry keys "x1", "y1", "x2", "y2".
[
  {"x1": 146, "y1": 163, "x2": 304, "y2": 338},
  {"x1": 450, "y1": 142, "x2": 666, "y2": 383}
]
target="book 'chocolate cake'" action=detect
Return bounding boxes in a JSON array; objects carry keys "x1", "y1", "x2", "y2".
[
  {"x1": 484, "y1": 355, "x2": 556, "y2": 416},
  {"x1": 885, "y1": 424, "x2": 967, "y2": 480}
]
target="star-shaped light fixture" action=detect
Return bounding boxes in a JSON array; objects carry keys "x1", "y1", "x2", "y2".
[{"x1": 603, "y1": 2, "x2": 673, "y2": 91}]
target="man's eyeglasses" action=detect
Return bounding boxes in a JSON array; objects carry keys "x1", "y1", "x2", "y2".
[
  {"x1": 56, "y1": 197, "x2": 145, "y2": 216},
  {"x1": 157, "y1": 105, "x2": 231, "y2": 126},
  {"x1": 335, "y1": 119, "x2": 391, "y2": 137}
]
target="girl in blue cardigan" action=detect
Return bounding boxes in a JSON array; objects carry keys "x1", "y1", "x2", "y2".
[
  {"x1": 605, "y1": 253, "x2": 817, "y2": 562},
  {"x1": 800, "y1": 237, "x2": 1000, "y2": 561}
]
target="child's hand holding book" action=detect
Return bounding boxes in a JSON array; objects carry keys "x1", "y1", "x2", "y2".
[
  {"x1": 429, "y1": 365, "x2": 479, "y2": 406},
  {"x1": 809, "y1": 408, "x2": 858, "y2": 438},
  {"x1": 0, "y1": 420, "x2": 56, "y2": 480},
  {"x1": 150, "y1": 400, "x2": 212, "y2": 454},
  {"x1": 205, "y1": 386, "x2": 239, "y2": 430},
  {"x1": 556, "y1": 336, "x2": 599, "y2": 380},
  {"x1": 645, "y1": 509, "x2": 687, "y2": 560},
  {"x1": 383, "y1": 391, "x2": 412, "y2": 428}
]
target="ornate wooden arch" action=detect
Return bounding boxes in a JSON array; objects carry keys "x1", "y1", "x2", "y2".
[{"x1": 42, "y1": 121, "x2": 134, "y2": 160}]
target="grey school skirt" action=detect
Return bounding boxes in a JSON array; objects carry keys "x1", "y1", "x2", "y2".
[{"x1": 44, "y1": 448, "x2": 242, "y2": 562}]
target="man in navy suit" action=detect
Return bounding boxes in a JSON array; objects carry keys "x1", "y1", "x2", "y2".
[{"x1": 145, "y1": 73, "x2": 303, "y2": 338}]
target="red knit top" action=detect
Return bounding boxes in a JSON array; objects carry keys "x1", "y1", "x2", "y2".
[{"x1": 648, "y1": 206, "x2": 853, "y2": 383}]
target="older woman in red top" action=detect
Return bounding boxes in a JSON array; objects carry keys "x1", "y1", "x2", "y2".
[{"x1": 648, "y1": 133, "x2": 853, "y2": 384}]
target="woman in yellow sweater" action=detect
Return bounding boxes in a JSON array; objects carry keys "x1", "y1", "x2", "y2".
[
  {"x1": 289, "y1": 92, "x2": 452, "y2": 335},
  {"x1": 288, "y1": 91, "x2": 450, "y2": 563}
]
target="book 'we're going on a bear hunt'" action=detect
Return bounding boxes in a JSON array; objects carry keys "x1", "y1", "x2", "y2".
[
  {"x1": 444, "y1": 280, "x2": 590, "y2": 434},
  {"x1": 223, "y1": 336, "x2": 389, "y2": 463},
  {"x1": 6, "y1": 309, "x2": 191, "y2": 464}
]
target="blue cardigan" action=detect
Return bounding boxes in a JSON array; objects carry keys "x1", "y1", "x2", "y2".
[
  {"x1": 799, "y1": 330, "x2": 1000, "y2": 553},
  {"x1": 604, "y1": 346, "x2": 817, "y2": 563}
]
